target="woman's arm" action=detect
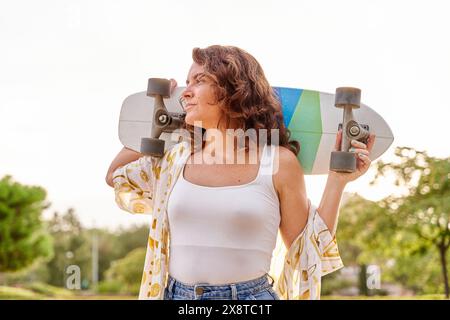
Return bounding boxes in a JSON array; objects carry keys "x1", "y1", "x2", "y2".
[
  {"x1": 105, "y1": 147, "x2": 143, "y2": 187},
  {"x1": 105, "y1": 78, "x2": 178, "y2": 187},
  {"x1": 317, "y1": 173, "x2": 347, "y2": 236},
  {"x1": 275, "y1": 131, "x2": 375, "y2": 248},
  {"x1": 317, "y1": 129, "x2": 376, "y2": 235},
  {"x1": 274, "y1": 147, "x2": 309, "y2": 249}
]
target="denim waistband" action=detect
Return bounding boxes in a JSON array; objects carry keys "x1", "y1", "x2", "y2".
[{"x1": 166, "y1": 273, "x2": 276, "y2": 299}]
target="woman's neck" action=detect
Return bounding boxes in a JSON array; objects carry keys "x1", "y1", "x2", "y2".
[{"x1": 202, "y1": 128, "x2": 259, "y2": 165}]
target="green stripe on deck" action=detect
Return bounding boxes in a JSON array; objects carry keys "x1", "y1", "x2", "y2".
[{"x1": 287, "y1": 90, "x2": 322, "y2": 174}]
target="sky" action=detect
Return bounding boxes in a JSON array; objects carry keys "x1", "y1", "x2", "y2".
[{"x1": 1, "y1": 0, "x2": 449, "y2": 230}]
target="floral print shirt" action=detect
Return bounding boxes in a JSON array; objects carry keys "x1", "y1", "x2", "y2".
[{"x1": 112, "y1": 141, "x2": 343, "y2": 300}]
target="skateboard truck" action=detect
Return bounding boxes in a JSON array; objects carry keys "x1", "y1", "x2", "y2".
[
  {"x1": 140, "y1": 78, "x2": 186, "y2": 157},
  {"x1": 330, "y1": 87, "x2": 370, "y2": 173}
]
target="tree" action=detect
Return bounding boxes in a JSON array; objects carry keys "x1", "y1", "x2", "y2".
[
  {"x1": 86, "y1": 224, "x2": 148, "y2": 286},
  {"x1": 45, "y1": 208, "x2": 90, "y2": 287},
  {"x1": 0, "y1": 176, "x2": 53, "y2": 273},
  {"x1": 44, "y1": 210, "x2": 150, "y2": 289},
  {"x1": 103, "y1": 247, "x2": 146, "y2": 295},
  {"x1": 372, "y1": 147, "x2": 450, "y2": 298},
  {"x1": 335, "y1": 193, "x2": 396, "y2": 295}
]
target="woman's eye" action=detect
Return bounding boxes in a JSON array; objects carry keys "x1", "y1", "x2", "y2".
[{"x1": 196, "y1": 75, "x2": 207, "y2": 83}]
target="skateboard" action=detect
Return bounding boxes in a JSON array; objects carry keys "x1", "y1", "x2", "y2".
[{"x1": 118, "y1": 80, "x2": 394, "y2": 175}]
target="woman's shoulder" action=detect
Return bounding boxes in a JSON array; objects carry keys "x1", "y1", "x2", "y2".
[
  {"x1": 272, "y1": 145, "x2": 305, "y2": 192},
  {"x1": 273, "y1": 145, "x2": 300, "y2": 168}
]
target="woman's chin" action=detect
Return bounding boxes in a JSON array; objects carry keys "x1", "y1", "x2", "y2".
[{"x1": 185, "y1": 113, "x2": 201, "y2": 126}]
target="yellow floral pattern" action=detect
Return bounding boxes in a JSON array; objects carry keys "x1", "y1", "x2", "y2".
[{"x1": 112, "y1": 141, "x2": 344, "y2": 300}]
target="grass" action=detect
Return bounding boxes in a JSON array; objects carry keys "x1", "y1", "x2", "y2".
[
  {"x1": 322, "y1": 294, "x2": 447, "y2": 300},
  {"x1": 21, "y1": 282, "x2": 75, "y2": 298},
  {"x1": 0, "y1": 284, "x2": 447, "y2": 300},
  {"x1": 61, "y1": 294, "x2": 136, "y2": 300},
  {"x1": 0, "y1": 285, "x2": 43, "y2": 300},
  {"x1": 0, "y1": 283, "x2": 135, "y2": 300}
]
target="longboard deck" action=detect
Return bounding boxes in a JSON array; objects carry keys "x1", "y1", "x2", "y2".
[{"x1": 118, "y1": 87, "x2": 394, "y2": 175}]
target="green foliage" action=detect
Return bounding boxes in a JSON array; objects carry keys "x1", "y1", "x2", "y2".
[
  {"x1": 0, "y1": 176, "x2": 149, "y2": 294},
  {"x1": 20, "y1": 281, "x2": 74, "y2": 297},
  {"x1": 43, "y1": 210, "x2": 148, "y2": 288},
  {"x1": 97, "y1": 280, "x2": 122, "y2": 294},
  {"x1": 0, "y1": 282, "x2": 75, "y2": 300},
  {"x1": 321, "y1": 271, "x2": 354, "y2": 295},
  {"x1": 373, "y1": 147, "x2": 449, "y2": 250},
  {"x1": 336, "y1": 147, "x2": 449, "y2": 297},
  {"x1": 0, "y1": 176, "x2": 53, "y2": 272},
  {"x1": 95, "y1": 224, "x2": 148, "y2": 284},
  {"x1": 322, "y1": 294, "x2": 447, "y2": 300},
  {"x1": 388, "y1": 248, "x2": 446, "y2": 294},
  {"x1": 0, "y1": 285, "x2": 42, "y2": 300},
  {"x1": 44, "y1": 208, "x2": 90, "y2": 287},
  {"x1": 374, "y1": 147, "x2": 449, "y2": 297},
  {"x1": 4, "y1": 206, "x2": 149, "y2": 294},
  {"x1": 103, "y1": 247, "x2": 146, "y2": 295}
]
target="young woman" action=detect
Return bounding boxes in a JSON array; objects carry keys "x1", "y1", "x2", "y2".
[{"x1": 106, "y1": 45, "x2": 375, "y2": 300}]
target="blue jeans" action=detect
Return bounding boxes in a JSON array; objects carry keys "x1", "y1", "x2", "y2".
[{"x1": 164, "y1": 273, "x2": 280, "y2": 300}]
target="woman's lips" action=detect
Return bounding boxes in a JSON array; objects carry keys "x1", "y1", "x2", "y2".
[{"x1": 185, "y1": 104, "x2": 196, "y2": 111}]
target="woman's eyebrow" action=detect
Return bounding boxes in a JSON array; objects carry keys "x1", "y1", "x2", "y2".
[{"x1": 186, "y1": 72, "x2": 205, "y2": 85}]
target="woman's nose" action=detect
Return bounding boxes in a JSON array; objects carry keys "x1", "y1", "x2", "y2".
[
  {"x1": 182, "y1": 87, "x2": 193, "y2": 99},
  {"x1": 179, "y1": 88, "x2": 193, "y2": 109}
]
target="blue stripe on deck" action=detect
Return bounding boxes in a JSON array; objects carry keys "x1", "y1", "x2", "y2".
[{"x1": 273, "y1": 87, "x2": 303, "y2": 127}]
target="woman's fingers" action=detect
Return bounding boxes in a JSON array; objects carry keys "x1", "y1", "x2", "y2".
[
  {"x1": 349, "y1": 145, "x2": 370, "y2": 171},
  {"x1": 367, "y1": 133, "x2": 376, "y2": 152},
  {"x1": 351, "y1": 139, "x2": 367, "y2": 149},
  {"x1": 334, "y1": 129, "x2": 343, "y2": 151},
  {"x1": 350, "y1": 135, "x2": 376, "y2": 151},
  {"x1": 357, "y1": 153, "x2": 371, "y2": 169},
  {"x1": 336, "y1": 132, "x2": 376, "y2": 157},
  {"x1": 349, "y1": 148, "x2": 369, "y2": 156},
  {"x1": 169, "y1": 78, "x2": 177, "y2": 94}
]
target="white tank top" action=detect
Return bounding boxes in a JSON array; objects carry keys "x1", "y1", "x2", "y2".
[{"x1": 167, "y1": 144, "x2": 280, "y2": 285}]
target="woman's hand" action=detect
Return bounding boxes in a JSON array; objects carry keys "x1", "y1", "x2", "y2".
[
  {"x1": 170, "y1": 78, "x2": 177, "y2": 94},
  {"x1": 329, "y1": 129, "x2": 376, "y2": 184}
]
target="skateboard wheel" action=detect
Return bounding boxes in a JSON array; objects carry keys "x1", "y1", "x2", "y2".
[
  {"x1": 140, "y1": 138, "x2": 165, "y2": 157},
  {"x1": 335, "y1": 87, "x2": 361, "y2": 108},
  {"x1": 330, "y1": 151, "x2": 356, "y2": 173},
  {"x1": 147, "y1": 78, "x2": 171, "y2": 98}
]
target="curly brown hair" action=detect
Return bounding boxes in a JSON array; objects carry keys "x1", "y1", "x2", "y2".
[{"x1": 183, "y1": 45, "x2": 300, "y2": 156}]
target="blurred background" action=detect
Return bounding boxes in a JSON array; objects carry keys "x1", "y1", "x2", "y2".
[{"x1": 0, "y1": 0, "x2": 449, "y2": 299}]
